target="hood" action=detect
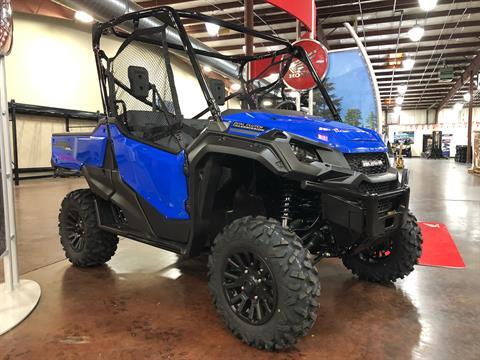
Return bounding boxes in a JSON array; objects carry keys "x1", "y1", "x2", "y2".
[{"x1": 222, "y1": 110, "x2": 387, "y2": 154}]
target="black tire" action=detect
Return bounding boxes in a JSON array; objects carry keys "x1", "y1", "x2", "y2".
[
  {"x1": 59, "y1": 189, "x2": 118, "y2": 267},
  {"x1": 342, "y1": 212, "x2": 422, "y2": 283},
  {"x1": 208, "y1": 216, "x2": 320, "y2": 350}
]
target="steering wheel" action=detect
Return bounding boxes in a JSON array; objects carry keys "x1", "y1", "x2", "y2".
[{"x1": 275, "y1": 100, "x2": 297, "y2": 110}]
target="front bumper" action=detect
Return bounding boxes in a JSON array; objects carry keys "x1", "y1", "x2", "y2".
[{"x1": 301, "y1": 179, "x2": 410, "y2": 244}]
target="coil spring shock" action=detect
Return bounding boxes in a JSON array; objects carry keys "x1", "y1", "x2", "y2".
[{"x1": 281, "y1": 181, "x2": 295, "y2": 228}]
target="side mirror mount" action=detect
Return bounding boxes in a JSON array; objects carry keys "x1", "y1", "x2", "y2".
[{"x1": 208, "y1": 78, "x2": 226, "y2": 106}]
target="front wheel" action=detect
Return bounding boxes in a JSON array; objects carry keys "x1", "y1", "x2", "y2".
[
  {"x1": 342, "y1": 212, "x2": 422, "y2": 283},
  {"x1": 208, "y1": 216, "x2": 320, "y2": 350}
]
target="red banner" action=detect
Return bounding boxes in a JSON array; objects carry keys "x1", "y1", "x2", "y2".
[
  {"x1": 266, "y1": 0, "x2": 316, "y2": 32},
  {"x1": 250, "y1": 56, "x2": 282, "y2": 79}
]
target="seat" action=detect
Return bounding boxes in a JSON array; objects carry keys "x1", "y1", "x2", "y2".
[
  {"x1": 124, "y1": 111, "x2": 209, "y2": 150},
  {"x1": 126, "y1": 110, "x2": 172, "y2": 138},
  {"x1": 119, "y1": 65, "x2": 209, "y2": 151}
]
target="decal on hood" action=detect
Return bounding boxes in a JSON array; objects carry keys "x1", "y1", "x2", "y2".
[{"x1": 231, "y1": 121, "x2": 267, "y2": 132}]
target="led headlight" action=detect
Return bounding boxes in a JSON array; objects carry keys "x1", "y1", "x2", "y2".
[{"x1": 290, "y1": 142, "x2": 319, "y2": 163}]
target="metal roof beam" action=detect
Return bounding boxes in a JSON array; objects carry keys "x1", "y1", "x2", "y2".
[
  {"x1": 437, "y1": 54, "x2": 480, "y2": 110},
  {"x1": 367, "y1": 41, "x2": 480, "y2": 56},
  {"x1": 370, "y1": 52, "x2": 478, "y2": 64},
  {"x1": 197, "y1": 20, "x2": 480, "y2": 44},
  {"x1": 322, "y1": 6, "x2": 480, "y2": 28},
  {"x1": 329, "y1": 31, "x2": 480, "y2": 50}
]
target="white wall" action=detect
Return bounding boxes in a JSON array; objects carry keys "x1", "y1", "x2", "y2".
[
  {"x1": 6, "y1": 13, "x2": 106, "y2": 111},
  {"x1": 5, "y1": 13, "x2": 229, "y2": 168},
  {"x1": 6, "y1": 12, "x2": 213, "y2": 115}
]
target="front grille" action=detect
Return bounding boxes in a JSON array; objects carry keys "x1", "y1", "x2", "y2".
[
  {"x1": 344, "y1": 152, "x2": 389, "y2": 174},
  {"x1": 378, "y1": 199, "x2": 393, "y2": 214},
  {"x1": 359, "y1": 181, "x2": 398, "y2": 194}
]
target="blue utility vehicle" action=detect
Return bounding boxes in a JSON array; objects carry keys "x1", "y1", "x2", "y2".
[{"x1": 52, "y1": 7, "x2": 422, "y2": 350}]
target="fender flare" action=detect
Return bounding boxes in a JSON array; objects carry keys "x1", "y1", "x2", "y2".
[{"x1": 187, "y1": 132, "x2": 290, "y2": 176}]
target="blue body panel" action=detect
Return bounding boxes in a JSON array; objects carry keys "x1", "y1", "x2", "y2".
[
  {"x1": 223, "y1": 112, "x2": 387, "y2": 153},
  {"x1": 51, "y1": 125, "x2": 108, "y2": 170},
  {"x1": 109, "y1": 125, "x2": 189, "y2": 220},
  {"x1": 52, "y1": 110, "x2": 386, "y2": 222}
]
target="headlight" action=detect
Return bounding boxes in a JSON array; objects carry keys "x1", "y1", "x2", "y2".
[{"x1": 290, "y1": 142, "x2": 320, "y2": 163}]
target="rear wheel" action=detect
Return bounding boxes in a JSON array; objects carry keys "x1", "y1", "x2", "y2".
[
  {"x1": 59, "y1": 189, "x2": 118, "y2": 267},
  {"x1": 342, "y1": 212, "x2": 422, "y2": 283},
  {"x1": 208, "y1": 216, "x2": 320, "y2": 350}
]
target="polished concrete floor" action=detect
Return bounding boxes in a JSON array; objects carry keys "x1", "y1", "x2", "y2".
[{"x1": 1, "y1": 158, "x2": 479, "y2": 359}]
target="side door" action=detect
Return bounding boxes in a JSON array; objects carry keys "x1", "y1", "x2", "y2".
[{"x1": 108, "y1": 124, "x2": 191, "y2": 242}]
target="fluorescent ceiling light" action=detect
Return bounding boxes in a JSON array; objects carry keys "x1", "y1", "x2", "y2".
[
  {"x1": 396, "y1": 96, "x2": 404, "y2": 105},
  {"x1": 230, "y1": 83, "x2": 241, "y2": 92},
  {"x1": 203, "y1": 65, "x2": 212, "y2": 73},
  {"x1": 74, "y1": 11, "x2": 94, "y2": 23},
  {"x1": 267, "y1": 45, "x2": 284, "y2": 51},
  {"x1": 453, "y1": 102, "x2": 463, "y2": 112},
  {"x1": 397, "y1": 84, "x2": 408, "y2": 95},
  {"x1": 408, "y1": 25, "x2": 424, "y2": 42},
  {"x1": 463, "y1": 93, "x2": 471, "y2": 102},
  {"x1": 402, "y1": 57, "x2": 415, "y2": 71},
  {"x1": 205, "y1": 22, "x2": 220, "y2": 37},
  {"x1": 419, "y1": 0, "x2": 438, "y2": 11}
]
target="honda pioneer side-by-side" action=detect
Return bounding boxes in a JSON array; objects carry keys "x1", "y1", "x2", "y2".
[{"x1": 52, "y1": 7, "x2": 422, "y2": 350}]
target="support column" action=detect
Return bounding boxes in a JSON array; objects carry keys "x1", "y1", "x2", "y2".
[
  {"x1": 0, "y1": 56, "x2": 16, "y2": 291},
  {"x1": 244, "y1": 0, "x2": 254, "y2": 57},
  {"x1": 295, "y1": 20, "x2": 301, "y2": 111},
  {"x1": 0, "y1": 3, "x2": 41, "y2": 334},
  {"x1": 0, "y1": 58, "x2": 42, "y2": 334},
  {"x1": 467, "y1": 71, "x2": 474, "y2": 163},
  {"x1": 308, "y1": 20, "x2": 315, "y2": 116},
  {"x1": 384, "y1": 108, "x2": 388, "y2": 134}
]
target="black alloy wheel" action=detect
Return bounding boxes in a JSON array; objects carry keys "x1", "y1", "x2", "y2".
[
  {"x1": 222, "y1": 250, "x2": 277, "y2": 325},
  {"x1": 342, "y1": 212, "x2": 422, "y2": 283},
  {"x1": 358, "y1": 239, "x2": 394, "y2": 264},
  {"x1": 64, "y1": 209, "x2": 86, "y2": 252},
  {"x1": 208, "y1": 216, "x2": 320, "y2": 350},
  {"x1": 59, "y1": 189, "x2": 119, "y2": 267}
]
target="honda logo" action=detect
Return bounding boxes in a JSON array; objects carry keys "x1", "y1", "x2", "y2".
[{"x1": 361, "y1": 159, "x2": 383, "y2": 168}]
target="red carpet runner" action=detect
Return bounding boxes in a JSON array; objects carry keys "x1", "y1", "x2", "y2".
[{"x1": 418, "y1": 222, "x2": 465, "y2": 268}]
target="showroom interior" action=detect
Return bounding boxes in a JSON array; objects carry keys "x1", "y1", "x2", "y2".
[{"x1": 0, "y1": 0, "x2": 479, "y2": 358}]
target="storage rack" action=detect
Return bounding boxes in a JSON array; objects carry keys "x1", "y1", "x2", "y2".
[{"x1": 8, "y1": 100, "x2": 101, "y2": 185}]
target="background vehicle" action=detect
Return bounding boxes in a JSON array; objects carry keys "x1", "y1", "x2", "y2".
[{"x1": 52, "y1": 7, "x2": 422, "y2": 350}]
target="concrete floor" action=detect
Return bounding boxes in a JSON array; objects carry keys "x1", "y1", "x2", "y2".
[{"x1": 1, "y1": 158, "x2": 479, "y2": 359}]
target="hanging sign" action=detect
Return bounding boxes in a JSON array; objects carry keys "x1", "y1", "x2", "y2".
[
  {"x1": 0, "y1": 0, "x2": 13, "y2": 56},
  {"x1": 283, "y1": 39, "x2": 328, "y2": 91},
  {"x1": 266, "y1": 0, "x2": 316, "y2": 32},
  {"x1": 249, "y1": 55, "x2": 283, "y2": 80}
]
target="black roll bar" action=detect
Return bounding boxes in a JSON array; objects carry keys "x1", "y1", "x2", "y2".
[{"x1": 92, "y1": 6, "x2": 341, "y2": 122}]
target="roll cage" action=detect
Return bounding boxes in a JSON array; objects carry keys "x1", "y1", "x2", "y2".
[{"x1": 92, "y1": 6, "x2": 341, "y2": 123}]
